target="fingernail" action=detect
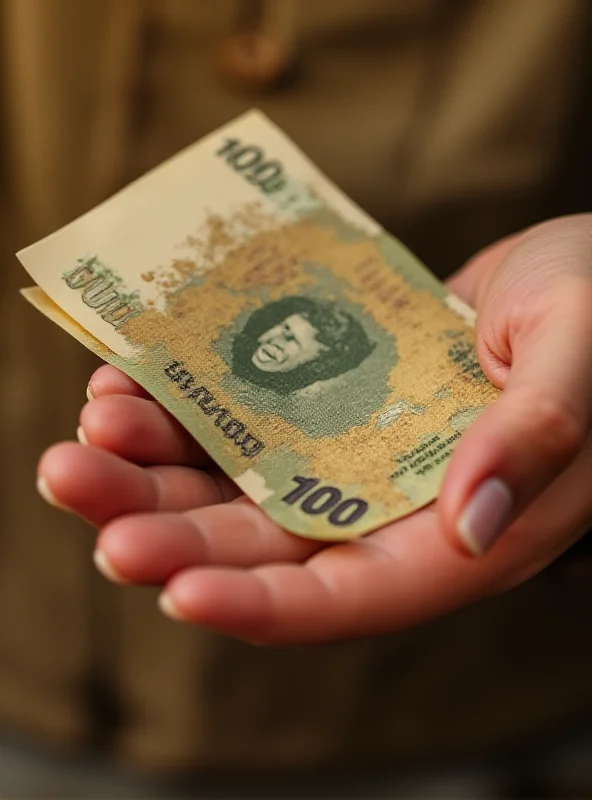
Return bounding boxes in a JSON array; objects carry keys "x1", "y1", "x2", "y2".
[
  {"x1": 36, "y1": 476, "x2": 70, "y2": 511},
  {"x1": 93, "y1": 549, "x2": 127, "y2": 584},
  {"x1": 86, "y1": 384, "x2": 95, "y2": 401},
  {"x1": 457, "y1": 478, "x2": 513, "y2": 556},
  {"x1": 76, "y1": 426, "x2": 89, "y2": 445},
  {"x1": 158, "y1": 592, "x2": 184, "y2": 621}
]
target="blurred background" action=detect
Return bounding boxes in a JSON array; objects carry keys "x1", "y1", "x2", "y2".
[{"x1": 0, "y1": 1, "x2": 591, "y2": 797}]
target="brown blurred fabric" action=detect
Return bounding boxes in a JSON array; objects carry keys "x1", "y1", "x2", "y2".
[{"x1": 0, "y1": 0, "x2": 590, "y2": 773}]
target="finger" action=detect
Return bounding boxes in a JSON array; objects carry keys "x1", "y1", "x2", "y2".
[
  {"x1": 440, "y1": 218, "x2": 592, "y2": 556},
  {"x1": 445, "y1": 233, "x2": 521, "y2": 306},
  {"x1": 87, "y1": 364, "x2": 152, "y2": 400},
  {"x1": 155, "y1": 506, "x2": 507, "y2": 643},
  {"x1": 96, "y1": 499, "x2": 321, "y2": 585},
  {"x1": 37, "y1": 442, "x2": 234, "y2": 527},
  {"x1": 79, "y1": 394, "x2": 208, "y2": 467}
]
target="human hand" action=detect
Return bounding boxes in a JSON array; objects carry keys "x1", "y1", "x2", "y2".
[{"x1": 37, "y1": 214, "x2": 592, "y2": 643}]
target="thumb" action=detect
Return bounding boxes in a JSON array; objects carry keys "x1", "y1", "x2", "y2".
[{"x1": 439, "y1": 215, "x2": 592, "y2": 556}]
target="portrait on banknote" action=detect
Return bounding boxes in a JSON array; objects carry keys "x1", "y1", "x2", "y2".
[{"x1": 231, "y1": 295, "x2": 376, "y2": 394}]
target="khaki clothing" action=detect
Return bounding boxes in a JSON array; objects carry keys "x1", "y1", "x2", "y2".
[{"x1": 0, "y1": 0, "x2": 590, "y2": 772}]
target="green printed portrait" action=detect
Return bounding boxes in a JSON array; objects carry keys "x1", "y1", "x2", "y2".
[
  {"x1": 214, "y1": 291, "x2": 395, "y2": 438},
  {"x1": 232, "y1": 296, "x2": 376, "y2": 395}
]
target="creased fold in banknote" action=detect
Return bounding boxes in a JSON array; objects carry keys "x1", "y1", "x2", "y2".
[{"x1": 18, "y1": 110, "x2": 498, "y2": 541}]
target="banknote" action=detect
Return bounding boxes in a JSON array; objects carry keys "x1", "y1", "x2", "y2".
[{"x1": 18, "y1": 110, "x2": 498, "y2": 541}]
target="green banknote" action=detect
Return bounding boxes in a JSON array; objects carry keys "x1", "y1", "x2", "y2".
[{"x1": 18, "y1": 110, "x2": 498, "y2": 541}]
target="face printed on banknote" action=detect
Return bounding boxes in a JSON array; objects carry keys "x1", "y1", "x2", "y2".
[{"x1": 235, "y1": 297, "x2": 374, "y2": 390}]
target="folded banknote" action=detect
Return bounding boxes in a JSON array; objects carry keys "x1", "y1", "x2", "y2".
[{"x1": 19, "y1": 110, "x2": 498, "y2": 540}]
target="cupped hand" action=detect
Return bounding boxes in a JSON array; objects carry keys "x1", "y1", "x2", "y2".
[{"x1": 37, "y1": 214, "x2": 592, "y2": 643}]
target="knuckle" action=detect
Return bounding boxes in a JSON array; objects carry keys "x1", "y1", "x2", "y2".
[{"x1": 522, "y1": 394, "x2": 585, "y2": 462}]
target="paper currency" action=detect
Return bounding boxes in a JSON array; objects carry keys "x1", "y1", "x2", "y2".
[{"x1": 19, "y1": 110, "x2": 498, "y2": 541}]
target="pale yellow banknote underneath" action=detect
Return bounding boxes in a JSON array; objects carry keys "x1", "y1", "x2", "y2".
[{"x1": 19, "y1": 110, "x2": 499, "y2": 541}]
